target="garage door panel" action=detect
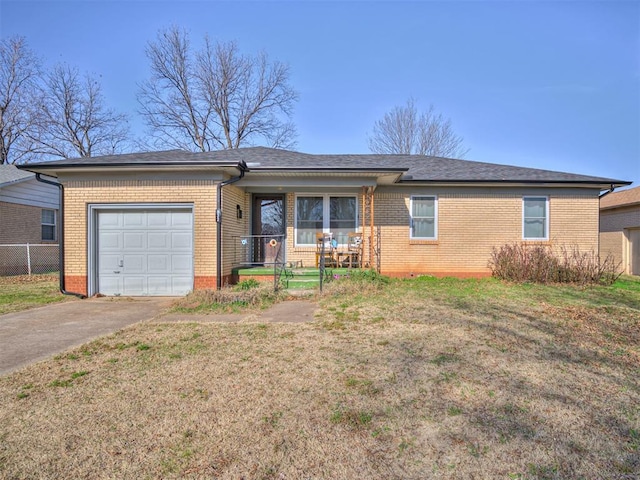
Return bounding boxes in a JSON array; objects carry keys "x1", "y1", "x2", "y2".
[
  {"x1": 123, "y1": 232, "x2": 146, "y2": 249},
  {"x1": 97, "y1": 208, "x2": 193, "y2": 296},
  {"x1": 123, "y1": 254, "x2": 145, "y2": 273},
  {"x1": 172, "y1": 232, "x2": 192, "y2": 249},
  {"x1": 148, "y1": 232, "x2": 170, "y2": 249},
  {"x1": 172, "y1": 254, "x2": 192, "y2": 273},
  {"x1": 99, "y1": 232, "x2": 121, "y2": 249},
  {"x1": 148, "y1": 254, "x2": 170, "y2": 273},
  {"x1": 123, "y1": 211, "x2": 146, "y2": 227},
  {"x1": 123, "y1": 276, "x2": 146, "y2": 295},
  {"x1": 99, "y1": 212, "x2": 122, "y2": 228},
  {"x1": 172, "y1": 277, "x2": 193, "y2": 295},
  {"x1": 99, "y1": 276, "x2": 122, "y2": 294},
  {"x1": 172, "y1": 211, "x2": 193, "y2": 227},
  {"x1": 99, "y1": 254, "x2": 121, "y2": 272},
  {"x1": 148, "y1": 276, "x2": 171, "y2": 295},
  {"x1": 148, "y1": 211, "x2": 171, "y2": 228}
]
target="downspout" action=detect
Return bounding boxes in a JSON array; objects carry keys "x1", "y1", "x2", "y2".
[
  {"x1": 35, "y1": 174, "x2": 86, "y2": 298},
  {"x1": 216, "y1": 160, "x2": 248, "y2": 289},
  {"x1": 598, "y1": 183, "x2": 616, "y2": 200}
]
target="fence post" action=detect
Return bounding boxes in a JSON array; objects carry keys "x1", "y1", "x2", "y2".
[{"x1": 26, "y1": 243, "x2": 32, "y2": 275}]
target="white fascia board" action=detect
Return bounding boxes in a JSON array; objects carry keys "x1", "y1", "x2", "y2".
[
  {"x1": 237, "y1": 175, "x2": 377, "y2": 188},
  {"x1": 58, "y1": 170, "x2": 226, "y2": 182}
]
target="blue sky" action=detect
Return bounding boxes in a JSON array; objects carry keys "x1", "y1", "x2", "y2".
[{"x1": 1, "y1": 0, "x2": 638, "y2": 185}]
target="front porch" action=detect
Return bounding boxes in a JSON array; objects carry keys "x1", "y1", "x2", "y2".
[
  {"x1": 232, "y1": 266, "x2": 358, "y2": 289},
  {"x1": 225, "y1": 187, "x2": 380, "y2": 284}
]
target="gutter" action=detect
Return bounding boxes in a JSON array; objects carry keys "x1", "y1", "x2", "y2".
[
  {"x1": 216, "y1": 160, "x2": 249, "y2": 289},
  {"x1": 34, "y1": 174, "x2": 86, "y2": 299}
]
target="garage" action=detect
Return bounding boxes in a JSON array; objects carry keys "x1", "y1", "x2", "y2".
[{"x1": 95, "y1": 207, "x2": 193, "y2": 296}]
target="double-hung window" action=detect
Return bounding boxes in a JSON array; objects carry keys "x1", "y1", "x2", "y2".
[
  {"x1": 41, "y1": 209, "x2": 56, "y2": 241},
  {"x1": 410, "y1": 196, "x2": 437, "y2": 239},
  {"x1": 295, "y1": 195, "x2": 357, "y2": 245},
  {"x1": 523, "y1": 196, "x2": 548, "y2": 240}
]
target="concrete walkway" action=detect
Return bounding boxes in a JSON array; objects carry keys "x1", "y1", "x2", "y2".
[{"x1": 0, "y1": 297, "x2": 172, "y2": 376}]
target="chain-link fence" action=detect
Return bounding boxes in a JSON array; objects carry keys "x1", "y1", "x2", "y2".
[{"x1": 0, "y1": 244, "x2": 59, "y2": 276}]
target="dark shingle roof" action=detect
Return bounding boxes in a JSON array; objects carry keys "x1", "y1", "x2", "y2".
[
  {"x1": 0, "y1": 164, "x2": 34, "y2": 187},
  {"x1": 18, "y1": 146, "x2": 630, "y2": 186},
  {"x1": 198, "y1": 147, "x2": 628, "y2": 185}
]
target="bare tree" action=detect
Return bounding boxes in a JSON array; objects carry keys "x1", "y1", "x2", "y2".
[
  {"x1": 31, "y1": 64, "x2": 130, "y2": 159},
  {"x1": 0, "y1": 36, "x2": 42, "y2": 164},
  {"x1": 368, "y1": 98, "x2": 468, "y2": 158},
  {"x1": 138, "y1": 27, "x2": 298, "y2": 151}
]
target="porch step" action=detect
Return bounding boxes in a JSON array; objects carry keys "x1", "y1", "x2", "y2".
[{"x1": 234, "y1": 266, "x2": 351, "y2": 290}]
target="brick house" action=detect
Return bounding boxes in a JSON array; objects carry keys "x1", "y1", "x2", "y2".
[
  {"x1": 600, "y1": 186, "x2": 640, "y2": 275},
  {"x1": 0, "y1": 165, "x2": 60, "y2": 274},
  {"x1": 19, "y1": 147, "x2": 629, "y2": 296}
]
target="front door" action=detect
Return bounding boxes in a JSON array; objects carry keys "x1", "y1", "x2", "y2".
[{"x1": 252, "y1": 195, "x2": 285, "y2": 264}]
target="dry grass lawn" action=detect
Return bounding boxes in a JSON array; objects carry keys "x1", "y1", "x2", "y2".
[
  {"x1": 0, "y1": 275, "x2": 638, "y2": 479},
  {"x1": 0, "y1": 274, "x2": 69, "y2": 314}
]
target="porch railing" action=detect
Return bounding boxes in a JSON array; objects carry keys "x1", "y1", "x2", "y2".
[{"x1": 232, "y1": 235, "x2": 287, "y2": 290}]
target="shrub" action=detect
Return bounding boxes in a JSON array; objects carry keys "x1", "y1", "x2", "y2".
[
  {"x1": 321, "y1": 269, "x2": 390, "y2": 296},
  {"x1": 235, "y1": 278, "x2": 261, "y2": 291},
  {"x1": 173, "y1": 283, "x2": 285, "y2": 312},
  {"x1": 488, "y1": 243, "x2": 621, "y2": 285}
]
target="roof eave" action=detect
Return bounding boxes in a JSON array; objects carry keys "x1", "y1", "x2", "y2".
[
  {"x1": 17, "y1": 162, "x2": 244, "y2": 177},
  {"x1": 600, "y1": 200, "x2": 640, "y2": 211},
  {"x1": 250, "y1": 167, "x2": 409, "y2": 173},
  {"x1": 0, "y1": 176, "x2": 34, "y2": 188},
  {"x1": 397, "y1": 179, "x2": 631, "y2": 189}
]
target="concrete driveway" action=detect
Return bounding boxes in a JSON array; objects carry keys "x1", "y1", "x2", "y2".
[{"x1": 0, "y1": 297, "x2": 172, "y2": 376}]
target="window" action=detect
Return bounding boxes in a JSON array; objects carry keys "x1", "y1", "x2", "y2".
[
  {"x1": 410, "y1": 196, "x2": 437, "y2": 239},
  {"x1": 523, "y1": 196, "x2": 548, "y2": 240},
  {"x1": 41, "y1": 209, "x2": 56, "y2": 241},
  {"x1": 295, "y1": 195, "x2": 357, "y2": 245}
]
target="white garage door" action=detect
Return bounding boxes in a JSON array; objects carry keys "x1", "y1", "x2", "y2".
[{"x1": 97, "y1": 209, "x2": 193, "y2": 296}]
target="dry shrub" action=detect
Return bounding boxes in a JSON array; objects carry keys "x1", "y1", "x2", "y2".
[
  {"x1": 173, "y1": 283, "x2": 285, "y2": 312},
  {"x1": 321, "y1": 269, "x2": 390, "y2": 297},
  {"x1": 489, "y1": 243, "x2": 621, "y2": 285}
]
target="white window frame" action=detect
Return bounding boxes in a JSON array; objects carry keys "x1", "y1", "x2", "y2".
[
  {"x1": 294, "y1": 194, "x2": 358, "y2": 246},
  {"x1": 410, "y1": 195, "x2": 438, "y2": 240},
  {"x1": 522, "y1": 196, "x2": 549, "y2": 240},
  {"x1": 41, "y1": 209, "x2": 56, "y2": 241}
]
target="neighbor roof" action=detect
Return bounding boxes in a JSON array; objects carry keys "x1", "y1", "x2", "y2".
[
  {"x1": 18, "y1": 146, "x2": 630, "y2": 187},
  {"x1": 0, "y1": 164, "x2": 35, "y2": 187},
  {"x1": 600, "y1": 185, "x2": 640, "y2": 210}
]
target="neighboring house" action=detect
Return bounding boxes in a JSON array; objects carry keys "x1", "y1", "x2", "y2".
[
  {"x1": 0, "y1": 165, "x2": 60, "y2": 244},
  {"x1": 19, "y1": 147, "x2": 629, "y2": 296},
  {"x1": 600, "y1": 185, "x2": 640, "y2": 275},
  {"x1": 0, "y1": 165, "x2": 60, "y2": 274}
]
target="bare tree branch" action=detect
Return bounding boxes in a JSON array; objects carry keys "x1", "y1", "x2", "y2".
[
  {"x1": 138, "y1": 27, "x2": 298, "y2": 151},
  {"x1": 29, "y1": 64, "x2": 130, "y2": 159},
  {"x1": 0, "y1": 36, "x2": 42, "y2": 164},
  {"x1": 368, "y1": 98, "x2": 468, "y2": 158}
]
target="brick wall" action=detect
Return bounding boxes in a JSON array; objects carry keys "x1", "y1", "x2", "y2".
[
  {"x1": 60, "y1": 179, "x2": 604, "y2": 293},
  {"x1": 63, "y1": 179, "x2": 217, "y2": 294},
  {"x1": 221, "y1": 185, "x2": 249, "y2": 285},
  {"x1": 0, "y1": 201, "x2": 52, "y2": 244},
  {"x1": 279, "y1": 189, "x2": 600, "y2": 276},
  {"x1": 600, "y1": 205, "x2": 640, "y2": 232},
  {"x1": 375, "y1": 190, "x2": 599, "y2": 276}
]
